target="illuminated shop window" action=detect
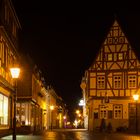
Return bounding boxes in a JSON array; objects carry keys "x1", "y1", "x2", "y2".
[
  {"x1": 16, "y1": 103, "x2": 31, "y2": 126},
  {"x1": 0, "y1": 94, "x2": 8, "y2": 125}
]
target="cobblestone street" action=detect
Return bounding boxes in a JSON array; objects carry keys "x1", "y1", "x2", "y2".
[{"x1": 1, "y1": 129, "x2": 140, "y2": 140}]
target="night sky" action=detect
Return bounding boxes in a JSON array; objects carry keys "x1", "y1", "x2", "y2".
[{"x1": 11, "y1": 1, "x2": 140, "y2": 118}]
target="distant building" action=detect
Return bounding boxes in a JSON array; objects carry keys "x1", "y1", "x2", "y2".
[
  {"x1": 0, "y1": 0, "x2": 21, "y2": 137},
  {"x1": 17, "y1": 54, "x2": 47, "y2": 133},
  {"x1": 81, "y1": 19, "x2": 140, "y2": 132},
  {"x1": 17, "y1": 53, "x2": 67, "y2": 133},
  {"x1": 46, "y1": 85, "x2": 67, "y2": 129}
]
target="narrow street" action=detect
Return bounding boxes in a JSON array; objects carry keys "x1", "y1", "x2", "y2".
[{"x1": 1, "y1": 129, "x2": 140, "y2": 140}]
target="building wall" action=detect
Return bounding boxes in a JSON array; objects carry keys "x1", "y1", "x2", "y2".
[
  {"x1": 83, "y1": 20, "x2": 140, "y2": 132},
  {"x1": 0, "y1": 0, "x2": 21, "y2": 135},
  {"x1": 16, "y1": 55, "x2": 48, "y2": 133}
]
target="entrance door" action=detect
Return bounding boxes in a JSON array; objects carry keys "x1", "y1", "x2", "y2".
[{"x1": 129, "y1": 103, "x2": 140, "y2": 133}]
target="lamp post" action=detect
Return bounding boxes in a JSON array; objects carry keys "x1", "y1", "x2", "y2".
[
  {"x1": 50, "y1": 105, "x2": 54, "y2": 130},
  {"x1": 133, "y1": 94, "x2": 139, "y2": 134},
  {"x1": 10, "y1": 67, "x2": 20, "y2": 140}
]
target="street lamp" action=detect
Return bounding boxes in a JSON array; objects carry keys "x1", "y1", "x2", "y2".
[
  {"x1": 133, "y1": 94, "x2": 139, "y2": 133},
  {"x1": 50, "y1": 105, "x2": 54, "y2": 130},
  {"x1": 10, "y1": 67, "x2": 20, "y2": 140}
]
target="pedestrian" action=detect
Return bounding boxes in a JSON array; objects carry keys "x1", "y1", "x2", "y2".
[
  {"x1": 107, "y1": 122, "x2": 112, "y2": 133},
  {"x1": 100, "y1": 118, "x2": 106, "y2": 132}
]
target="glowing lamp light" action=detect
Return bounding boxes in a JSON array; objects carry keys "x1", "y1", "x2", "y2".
[
  {"x1": 10, "y1": 68, "x2": 20, "y2": 78},
  {"x1": 78, "y1": 114, "x2": 81, "y2": 117},
  {"x1": 133, "y1": 94, "x2": 139, "y2": 101},
  {"x1": 10, "y1": 67, "x2": 20, "y2": 140},
  {"x1": 76, "y1": 110, "x2": 80, "y2": 114},
  {"x1": 79, "y1": 99, "x2": 85, "y2": 106},
  {"x1": 50, "y1": 105, "x2": 54, "y2": 110}
]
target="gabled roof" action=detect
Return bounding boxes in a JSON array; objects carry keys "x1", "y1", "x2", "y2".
[{"x1": 88, "y1": 17, "x2": 140, "y2": 70}]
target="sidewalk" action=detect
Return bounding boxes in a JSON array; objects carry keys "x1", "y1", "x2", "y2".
[{"x1": 0, "y1": 129, "x2": 12, "y2": 138}]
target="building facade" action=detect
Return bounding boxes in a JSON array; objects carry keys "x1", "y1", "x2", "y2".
[
  {"x1": 0, "y1": 0, "x2": 21, "y2": 136},
  {"x1": 16, "y1": 54, "x2": 48, "y2": 134},
  {"x1": 0, "y1": 0, "x2": 67, "y2": 137},
  {"x1": 46, "y1": 86, "x2": 67, "y2": 129},
  {"x1": 82, "y1": 19, "x2": 140, "y2": 132}
]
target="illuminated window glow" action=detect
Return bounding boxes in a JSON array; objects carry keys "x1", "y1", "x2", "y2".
[
  {"x1": 97, "y1": 76, "x2": 105, "y2": 89},
  {"x1": 114, "y1": 76, "x2": 121, "y2": 89},
  {"x1": 100, "y1": 105, "x2": 107, "y2": 119},
  {"x1": 0, "y1": 94, "x2": 8, "y2": 125},
  {"x1": 114, "y1": 105, "x2": 122, "y2": 119},
  {"x1": 128, "y1": 75, "x2": 136, "y2": 88}
]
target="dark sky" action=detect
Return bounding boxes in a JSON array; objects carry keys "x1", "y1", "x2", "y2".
[{"x1": 11, "y1": 1, "x2": 140, "y2": 117}]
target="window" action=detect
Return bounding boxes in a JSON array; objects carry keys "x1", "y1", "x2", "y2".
[
  {"x1": 128, "y1": 75, "x2": 136, "y2": 88},
  {"x1": 114, "y1": 105, "x2": 122, "y2": 119},
  {"x1": 114, "y1": 76, "x2": 121, "y2": 89},
  {"x1": 16, "y1": 103, "x2": 31, "y2": 126},
  {"x1": 100, "y1": 105, "x2": 107, "y2": 119},
  {"x1": 97, "y1": 76, "x2": 105, "y2": 89},
  {"x1": 0, "y1": 94, "x2": 8, "y2": 125},
  {"x1": 118, "y1": 53, "x2": 123, "y2": 60}
]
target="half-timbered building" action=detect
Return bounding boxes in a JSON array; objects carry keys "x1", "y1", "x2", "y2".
[{"x1": 81, "y1": 19, "x2": 140, "y2": 132}]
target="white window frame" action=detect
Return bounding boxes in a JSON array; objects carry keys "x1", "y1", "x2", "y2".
[
  {"x1": 114, "y1": 76, "x2": 121, "y2": 89},
  {"x1": 97, "y1": 76, "x2": 105, "y2": 89},
  {"x1": 100, "y1": 105, "x2": 107, "y2": 119},
  {"x1": 128, "y1": 75, "x2": 136, "y2": 88},
  {"x1": 0, "y1": 94, "x2": 8, "y2": 125},
  {"x1": 114, "y1": 104, "x2": 122, "y2": 119}
]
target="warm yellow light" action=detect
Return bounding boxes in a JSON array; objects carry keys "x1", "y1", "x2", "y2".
[
  {"x1": 10, "y1": 68, "x2": 20, "y2": 78},
  {"x1": 50, "y1": 105, "x2": 54, "y2": 110},
  {"x1": 78, "y1": 114, "x2": 81, "y2": 117},
  {"x1": 74, "y1": 120, "x2": 78, "y2": 124},
  {"x1": 76, "y1": 110, "x2": 80, "y2": 114},
  {"x1": 133, "y1": 94, "x2": 139, "y2": 101},
  {"x1": 63, "y1": 116, "x2": 66, "y2": 119}
]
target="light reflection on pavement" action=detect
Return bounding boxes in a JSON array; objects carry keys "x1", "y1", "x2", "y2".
[{"x1": 1, "y1": 129, "x2": 140, "y2": 140}]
